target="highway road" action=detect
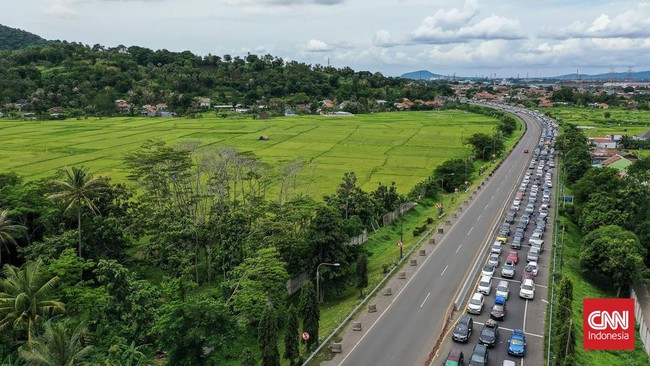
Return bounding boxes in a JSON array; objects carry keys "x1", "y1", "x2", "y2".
[
  {"x1": 335, "y1": 108, "x2": 543, "y2": 366},
  {"x1": 436, "y1": 107, "x2": 558, "y2": 366}
]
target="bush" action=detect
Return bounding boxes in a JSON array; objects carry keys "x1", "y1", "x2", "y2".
[{"x1": 426, "y1": 217, "x2": 434, "y2": 224}]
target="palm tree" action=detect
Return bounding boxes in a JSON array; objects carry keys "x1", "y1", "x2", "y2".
[
  {"x1": 0, "y1": 261, "x2": 65, "y2": 344},
  {"x1": 48, "y1": 166, "x2": 107, "y2": 258},
  {"x1": 18, "y1": 320, "x2": 92, "y2": 366},
  {"x1": 0, "y1": 209, "x2": 25, "y2": 266}
]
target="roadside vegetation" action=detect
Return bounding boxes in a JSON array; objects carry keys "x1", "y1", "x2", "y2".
[{"x1": 548, "y1": 123, "x2": 650, "y2": 366}]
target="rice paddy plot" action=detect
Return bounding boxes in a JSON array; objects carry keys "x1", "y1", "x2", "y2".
[{"x1": 0, "y1": 111, "x2": 499, "y2": 198}]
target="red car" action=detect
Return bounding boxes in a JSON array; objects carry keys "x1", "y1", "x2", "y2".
[
  {"x1": 507, "y1": 250, "x2": 519, "y2": 264},
  {"x1": 521, "y1": 268, "x2": 534, "y2": 283}
]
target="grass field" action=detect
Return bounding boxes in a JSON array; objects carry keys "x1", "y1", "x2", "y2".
[
  {"x1": 542, "y1": 107, "x2": 650, "y2": 138},
  {"x1": 0, "y1": 111, "x2": 499, "y2": 197}
]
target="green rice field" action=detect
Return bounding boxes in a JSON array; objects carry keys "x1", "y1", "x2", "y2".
[
  {"x1": 0, "y1": 111, "x2": 499, "y2": 197},
  {"x1": 543, "y1": 107, "x2": 650, "y2": 137}
]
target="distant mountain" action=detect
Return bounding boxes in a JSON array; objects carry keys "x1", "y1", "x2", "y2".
[
  {"x1": 0, "y1": 24, "x2": 47, "y2": 51},
  {"x1": 400, "y1": 70, "x2": 445, "y2": 80},
  {"x1": 551, "y1": 70, "x2": 650, "y2": 81}
]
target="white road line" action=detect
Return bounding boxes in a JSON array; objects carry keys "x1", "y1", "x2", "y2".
[
  {"x1": 477, "y1": 214, "x2": 482, "y2": 221},
  {"x1": 420, "y1": 292, "x2": 431, "y2": 308},
  {"x1": 456, "y1": 245, "x2": 462, "y2": 254},
  {"x1": 523, "y1": 299, "x2": 528, "y2": 332},
  {"x1": 441, "y1": 265, "x2": 448, "y2": 277},
  {"x1": 468, "y1": 227, "x2": 474, "y2": 235}
]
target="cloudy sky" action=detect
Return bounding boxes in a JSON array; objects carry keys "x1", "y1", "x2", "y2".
[{"x1": 3, "y1": 0, "x2": 650, "y2": 77}]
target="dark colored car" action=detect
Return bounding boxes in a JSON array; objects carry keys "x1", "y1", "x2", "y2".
[
  {"x1": 444, "y1": 348, "x2": 465, "y2": 366},
  {"x1": 490, "y1": 296, "x2": 507, "y2": 320},
  {"x1": 524, "y1": 149, "x2": 529, "y2": 153},
  {"x1": 478, "y1": 318, "x2": 499, "y2": 347},
  {"x1": 508, "y1": 329, "x2": 527, "y2": 357},
  {"x1": 469, "y1": 344, "x2": 489, "y2": 366},
  {"x1": 452, "y1": 315, "x2": 473, "y2": 343}
]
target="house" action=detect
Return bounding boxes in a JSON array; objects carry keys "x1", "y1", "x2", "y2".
[
  {"x1": 115, "y1": 100, "x2": 131, "y2": 113},
  {"x1": 590, "y1": 147, "x2": 617, "y2": 164},
  {"x1": 284, "y1": 109, "x2": 296, "y2": 117},
  {"x1": 155, "y1": 103, "x2": 168, "y2": 111},
  {"x1": 141, "y1": 105, "x2": 157, "y2": 117},
  {"x1": 321, "y1": 99, "x2": 334, "y2": 109},
  {"x1": 589, "y1": 137, "x2": 617, "y2": 149},
  {"x1": 213, "y1": 104, "x2": 234, "y2": 111},
  {"x1": 634, "y1": 131, "x2": 650, "y2": 141},
  {"x1": 197, "y1": 97, "x2": 211, "y2": 109},
  {"x1": 48, "y1": 106, "x2": 64, "y2": 113}
]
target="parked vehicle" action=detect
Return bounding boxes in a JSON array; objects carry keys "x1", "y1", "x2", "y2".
[
  {"x1": 452, "y1": 315, "x2": 474, "y2": 343},
  {"x1": 519, "y1": 279, "x2": 535, "y2": 299},
  {"x1": 469, "y1": 344, "x2": 489, "y2": 366},
  {"x1": 467, "y1": 292, "x2": 485, "y2": 314},
  {"x1": 501, "y1": 260, "x2": 516, "y2": 278},
  {"x1": 508, "y1": 329, "x2": 527, "y2": 357},
  {"x1": 444, "y1": 348, "x2": 465, "y2": 366},
  {"x1": 496, "y1": 280, "x2": 510, "y2": 299},
  {"x1": 478, "y1": 318, "x2": 499, "y2": 347},
  {"x1": 526, "y1": 247, "x2": 540, "y2": 262},
  {"x1": 478, "y1": 275, "x2": 492, "y2": 295},
  {"x1": 490, "y1": 296, "x2": 507, "y2": 320}
]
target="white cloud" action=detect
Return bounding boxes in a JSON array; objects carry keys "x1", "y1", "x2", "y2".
[
  {"x1": 410, "y1": 14, "x2": 525, "y2": 44},
  {"x1": 43, "y1": 0, "x2": 79, "y2": 18},
  {"x1": 541, "y1": 2, "x2": 650, "y2": 39},
  {"x1": 305, "y1": 39, "x2": 331, "y2": 52},
  {"x1": 374, "y1": 30, "x2": 400, "y2": 47}
]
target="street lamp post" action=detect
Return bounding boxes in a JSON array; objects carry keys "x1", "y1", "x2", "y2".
[{"x1": 316, "y1": 262, "x2": 340, "y2": 303}]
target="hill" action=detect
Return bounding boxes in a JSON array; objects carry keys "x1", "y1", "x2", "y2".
[
  {"x1": 552, "y1": 70, "x2": 650, "y2": 81},
  {"x1": 0, "y1": 24, "x2": 47, "y2": 50},
  {"x1": 401, "y1": 70, "x2": 444, "y2": 80}
]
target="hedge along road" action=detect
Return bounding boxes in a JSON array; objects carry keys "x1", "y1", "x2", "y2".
[
  {"x1": 328, "y1": 108, "x2": 542, "y2": 366},
  {"x1": 0, "y1": 111, "x2": 496, "y2": 198}
]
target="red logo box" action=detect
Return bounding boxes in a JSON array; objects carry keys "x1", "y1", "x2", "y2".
[{"x1": 583, "y1": 298, "x2": 634, "y2": 350}]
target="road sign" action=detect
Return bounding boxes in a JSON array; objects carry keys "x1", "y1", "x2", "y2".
[
  {"x1": 302, "y1": 331, "x2": 310, "y2": 341},
  {"x1": 397, "y1": 241, "x2": 403, "y2": 248}
]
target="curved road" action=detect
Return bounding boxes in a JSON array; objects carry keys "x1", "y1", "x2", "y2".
[{"x1": 335, "y1": 108, "x2": 542, "y2": 366}]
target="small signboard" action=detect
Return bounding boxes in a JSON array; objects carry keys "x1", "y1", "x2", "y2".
[
  {"x1": 302, "y1": 332, "x2": 310, "y2": 341},
  {"x1": 562, "y1": 196, "x2": 574, "y2": 203}
]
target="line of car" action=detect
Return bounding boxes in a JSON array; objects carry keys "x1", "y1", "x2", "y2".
[{"x1": 443, "y1": 109, "x2": 558, "y2": 366}]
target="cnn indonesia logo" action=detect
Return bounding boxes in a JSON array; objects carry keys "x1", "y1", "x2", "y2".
[{"x1": 583, "y1": 298, "x2": 635, "y2": 350}]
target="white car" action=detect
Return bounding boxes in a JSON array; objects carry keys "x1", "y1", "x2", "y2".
[
  {"x1": 526, "y1": 261, "x2": 539, "y2": 276},
  {"x1": 467, "y1": 292, "x2": 484, "y2": 314},
  {"x1": 482, "y1": 264, "x2": 496, "y2": 278},
  {"x1": 478, "y1": 275, "x2": 492, "y2": 295},
  {"x1": 491, "y1": 241, "x2": 503, "y2": 255},
  {"x1": 519, "y1": 279, "x2": 535, "y2": 299},
  {"x1": 496, "y1": 280, "x2": 510, "y2": 299}
]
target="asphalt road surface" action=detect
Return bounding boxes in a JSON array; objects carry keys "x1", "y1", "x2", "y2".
[{"x1": 337, "y1": 108, "x2": 544, "y2": 366}]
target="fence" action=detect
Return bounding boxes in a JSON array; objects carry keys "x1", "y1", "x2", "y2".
[
  {"x1": 631, "y1": 285, "x2": 650, "y2": 356},
  {"x1": 382, "y1": 202, "x2": 418, "y2": 227}
]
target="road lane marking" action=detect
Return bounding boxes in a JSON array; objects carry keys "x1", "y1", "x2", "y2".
[
  {"x1": 468, "y1": 227, "x2": 474, "y2": 235},
  {"x1": 477, "y1": 214, "x2": 482, "y2": 221},
  {"x1": 523, "y1": 299, "x2": 528, "y2": 332},
  {"x1": 420, "y1": 292, "x2": 431, "y2": 308},
  {"x1": 441, "y1": 265, "x2": 448, "y2": 277},
  {"x1": 456, "y1": 245, "x2": 462, "y2": 254}
]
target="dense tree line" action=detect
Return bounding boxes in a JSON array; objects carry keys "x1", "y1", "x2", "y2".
[
  {"x1": 0, "y1": 41, "x2": 453, "y2": 117},
  {"x1": 0, "y1": 137, "x2": 476, "y2": 364},
  {"x1": 559, "y1": 127, "x2": 650, "y2": 295}
]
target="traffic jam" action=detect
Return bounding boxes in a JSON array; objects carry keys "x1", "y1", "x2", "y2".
[{"x1": 442, "y1": 109, "x2": 559, "y2": 366}]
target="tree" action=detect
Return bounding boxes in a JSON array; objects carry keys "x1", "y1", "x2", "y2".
[
  {"x1": 283, "y1": 305, "x2": 299, "y2": 366},
  {"x1": 580, "y1": 225, "x2": 645, "y2": 295},
  {"x1": 307, "y1": 205, "x2": 353, "y2": 300},
  {"x1": 18, "y1": 320, "x2": 92, "y2": 366},
  {"x1": 299, "y1": 281, "x2": 319, "y2": 351},
  {"x1": 153, "y1": 295, "x2": 235, "y2": 365},
  {"x1": 240, "y1": 348, "x2": 257, "y2": 366},
  {"x1": 48, "y1": 166, "x2": 107, "y2": 258},
  {"x1": 0, "y1": 209, "x2": 25, "y2": 266},
  {"x1": 0, "y1": 261, "x2": 65, "y2": 344},
  {"x1": 571, "y1": 167, "x2": 623, "y2": 204},
  {"x1": 356, "y1": 250, "x2": 368, "y2": 296},
  {"x1": 226, "y1": 247, "x2": 288, "y2": 323},
  {"x1": 258, "y1": 306, "x2": 280, "y2": 366}
]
